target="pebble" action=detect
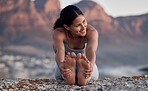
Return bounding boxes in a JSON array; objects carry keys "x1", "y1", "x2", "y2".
[
  {"x1": 0, "y1": 51, "x2": 148, "y2": 90},
  {"x1": 0, "y1": 76, "x2": 147, "y2": 90}
]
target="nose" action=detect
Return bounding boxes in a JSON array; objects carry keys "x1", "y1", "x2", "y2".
[{"x1": 81, "y1": 24, "x2": 86, "y2": 30}]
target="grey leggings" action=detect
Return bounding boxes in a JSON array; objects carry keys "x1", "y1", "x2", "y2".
[{"x1": 54, "y1": 63, "x2": 99, "y2": 81}]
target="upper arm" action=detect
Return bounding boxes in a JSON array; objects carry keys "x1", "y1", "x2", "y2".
[
  {"x1": 86, "y1": 25, "x2": 99, "y2": 52},
  {"x1": 52, "y1": 28, "x2": 65, "y2": 53}
]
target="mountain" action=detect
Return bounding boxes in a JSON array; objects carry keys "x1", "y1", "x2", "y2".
[
  {"x1": 0, "y1": 0, "x2": 148, "y2": 46},
  {"x1": 74, "y1": 0, "x2": 148, "y2": 35},
  {"x1": 0, "y1": 0, "x2": 61, "y2": 48},
  {"x1": 116, "y1": 14, "x2": 148, "y2": 35},
  {"x1": 74, "y1": 1, "x2": 117, "y2": 33}
]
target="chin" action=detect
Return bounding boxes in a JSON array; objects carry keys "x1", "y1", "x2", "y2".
[
  {"x1": 81, "y1": 32, "x2": 86, "y2": 37},
  {"x1": 78, "y1": 30, "x2": 86, "y2": 37}
]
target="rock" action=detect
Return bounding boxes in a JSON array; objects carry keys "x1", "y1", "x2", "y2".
[{"x1": 0, "y1": 76, "x2": 147, "y2": 90}]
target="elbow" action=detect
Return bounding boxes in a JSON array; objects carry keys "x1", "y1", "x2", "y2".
[{"x1": 86, "y1": 47, "x2": 96, "y2": 54}]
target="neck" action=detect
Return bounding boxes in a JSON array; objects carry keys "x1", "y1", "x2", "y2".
[{"x1": 68, "y1": 31, "x2": 80, "y2": 39}]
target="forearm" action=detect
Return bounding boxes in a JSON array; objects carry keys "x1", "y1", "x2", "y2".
[
  {"x1": 55, "y1": 48, "x2": 71, "y2": 78},
  {"x1": 86, "y1": 48, "x2": 96, "y2": 67},
  {"x1": 55, "y1": 48, "x2": 65, "y2": 67}
]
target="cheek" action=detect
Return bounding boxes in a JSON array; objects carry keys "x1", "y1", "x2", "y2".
[
  {"x1": 70, "y1": 28, "x2": 79, "y2": 34},
  {"x1": 73, "y1": 27, "x2": 81, "y2": 32}
]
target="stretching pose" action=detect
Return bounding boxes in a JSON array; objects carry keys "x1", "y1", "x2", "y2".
[{"x1": 53, "y1": 5, "x2": 99, "y2": 85}]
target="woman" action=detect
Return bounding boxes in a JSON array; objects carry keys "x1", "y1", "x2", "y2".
[{"x1": 53, "y1": 5, "x2": 99, "y2": 85}]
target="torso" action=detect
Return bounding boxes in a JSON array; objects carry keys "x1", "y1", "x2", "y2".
[
  {"x1": 66, "y1": 31, "x2": 86, "y2": 50},
  {"x1": 53, "y1": 24, "x2": 96, "y2": 54},
  {"x1": 64, "y1": 30, "x2": 86, "y2": 55}
]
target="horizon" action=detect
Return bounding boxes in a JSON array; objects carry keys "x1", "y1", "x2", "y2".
[{"x1": 60, "y1": 0, "x2": 148, "y2": 17}]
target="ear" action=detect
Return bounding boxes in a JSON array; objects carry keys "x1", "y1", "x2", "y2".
[{"x1": 64, "y1": 24, "x2": 70, "y2": 30}]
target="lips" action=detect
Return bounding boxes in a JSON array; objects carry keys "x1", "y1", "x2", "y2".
[
  {"x1": 80, "y1": 30, "x2": 86, "y2": 36},
  {"x1": 81, "y1": 30, "x2": 85, "y2": 33},
  {"x1": 80, "y1": 29, "x2": 86, "y2": 33}
]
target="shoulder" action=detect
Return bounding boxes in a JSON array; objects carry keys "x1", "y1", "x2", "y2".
[
  {"x1": 87, "y1": 24, "x2": 98, "y2": 33},
  {"x1": 53, "y1": 27, "x2": 66, "y2": 41},
  {"x1": 86, "y1": 24, "x2": 98, "y2": 39},
  {"x1": 53, "y1": 27, "x2": 66, "y2": 35}
]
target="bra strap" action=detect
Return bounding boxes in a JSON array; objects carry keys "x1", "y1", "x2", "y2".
[{"x1": 65, "y1": 30, "x2": 68, "y2": 43}]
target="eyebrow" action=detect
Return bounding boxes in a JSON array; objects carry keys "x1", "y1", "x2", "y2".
[{"x1": 74, "y1": 18, "x2": 85, "y2": 26}]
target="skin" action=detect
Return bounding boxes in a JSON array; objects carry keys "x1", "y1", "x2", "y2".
[
  {"x1": 64, "y1": 52, "x2": 76, "y2": 85},
  {"x1": 77, "y1": 53, "x2": 90, "y2": 85},
  {"x1": 53, "y1": 15, "x2": 98, "y2": 85}
]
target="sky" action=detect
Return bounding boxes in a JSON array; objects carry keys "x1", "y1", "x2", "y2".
[{"x1": 60, "y1": 0, "x2": 148, "y2": 17}]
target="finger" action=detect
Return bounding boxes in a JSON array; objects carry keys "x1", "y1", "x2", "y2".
[
  {"x1": 64, "y1": 72, "x2": 71, "y2": 78},
  {"x1": 61, "y1": 68, "x2": 70, "y2": 72},
  {"x1": 83, "y1": 71, "x2": 90, "y2": 74},
  {"x1": 64, "y1": 70, "x2": 71, "y2": 74},
  {"x1": 81, "y1": 54, "x2": 89, "y2": 63},
  {"x1": 83, "y1": 73, "x2": 86, "y2": 78},
  {"x1": 67, "y1": 69, "x2": 71, "y2": 73},
  {"x1": 85, "y1": 58, "x2": 90, "y2": 63},
  {"x1": 83, "y1": 70, "x2": 91, "y2": 73},
  {"x1": 63, "y1": 71, "x2": 71, "y2": 77},
  {"x1": 84, "y1": 74, "x2": 90, "y2": 79},
  {"x1": 86, "y1": 75, "x2": 90, "y2": 79},
  {"x1": 83, "y1": 71, "x2": 92, "y2": 75},
  {"x1": 63, "y1": 70, "x2": 71, "y2": 74},
  {"x1": 84, "y1": 71, "x2": 91, "y2": 74},
  {"x1": 84, "y1": 73, "x2": 91, "y2": 78},
  {"x1": 65, "y1": 70, "x2": 71, "y2": 75},
  {"x1": 84, "y1": 70, "x2": 91, "y2": 72},
  {"x1": 85, "y1": 71, "x2": 92, "y2": 74},
  {"x1": 83, "y1": 72, "x2": 91, "y2": 75}
]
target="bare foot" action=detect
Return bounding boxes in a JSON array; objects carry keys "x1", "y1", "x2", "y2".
[
  {"x1": 64, "y1": 52, "x2": 76, "y2": 85},
  {"x1": 77, "y1": 53, "x2": 90, "y2": 86}
]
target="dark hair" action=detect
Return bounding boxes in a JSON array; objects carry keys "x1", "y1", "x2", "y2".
[{"x1": 53, "y1": 5, "x2": 83, "y2": 29}]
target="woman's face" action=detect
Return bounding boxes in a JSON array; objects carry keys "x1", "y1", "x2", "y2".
[{"x1": 68, "y1": 15, "x2": 87, "y2": 37}]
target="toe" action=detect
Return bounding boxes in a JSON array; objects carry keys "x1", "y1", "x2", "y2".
[
  {"x1": 67, "y1": 52, "x2": 70, "y2": 56},
  {"x1": 77, "y1": 53, "x2": 81, "y2": 59},
  {"x1": 65, "y1": 55, "x2": 68, "y2": 60},
  {"x1": 63, "y1": 60, "x2": 66, "y2": 63},
  {"x1": 71, "y1": 52, "x2": 76, "y2": 58}
]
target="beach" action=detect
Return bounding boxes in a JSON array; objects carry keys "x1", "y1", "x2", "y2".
[
  {"x1": 0, "y1": 76, "x2": 148, "y2": 90},
  {"x1": 0, "y1": 50, "x2": 148, "y2": 90}
]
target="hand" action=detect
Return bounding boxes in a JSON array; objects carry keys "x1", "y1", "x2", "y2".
[
  {"x1": 59, "y1": 61, "x2": 71, "y2": 79},
  {"x1": 83, "y1": 63, "x2": 93, "y2": 79}
]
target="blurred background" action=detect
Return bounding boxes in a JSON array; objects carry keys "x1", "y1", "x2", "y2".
[{"x1": 0, "y1": 0, "x2": 148, "y2": 79}]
